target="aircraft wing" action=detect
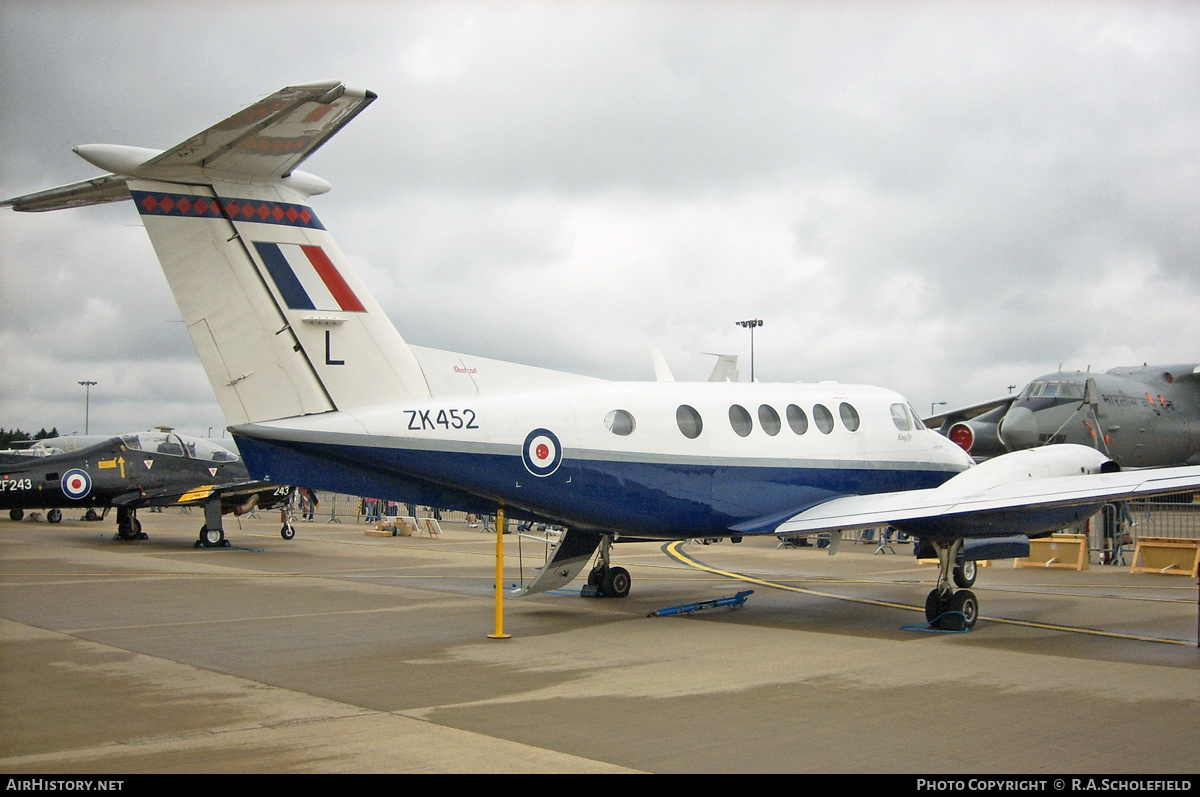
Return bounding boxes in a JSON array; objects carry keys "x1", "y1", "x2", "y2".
[
  {"x1": 1170, "y1": 363, "x2": 1200, "y2": 384},
  {"x1": 762, "y1": 464, "x2": 1200, "y2": 539},
  {"x1": 210, "y1": 481, "x2": 292, "y2": 512},
  {"x1": 136, "y1": 481, "x2": 287, "y2": 511},
  {"x1": 925, "y1": 396, "x2": 1015, "y2": 430}
]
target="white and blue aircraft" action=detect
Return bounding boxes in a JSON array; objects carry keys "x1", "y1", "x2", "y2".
[{"x1": 6, "y1": 81, "x2": 1200, "y2": 629}]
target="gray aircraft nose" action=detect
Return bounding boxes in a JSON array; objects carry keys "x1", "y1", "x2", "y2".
[{"x1": 998, "y1": 406, "x2": 1039, "y2": 450}]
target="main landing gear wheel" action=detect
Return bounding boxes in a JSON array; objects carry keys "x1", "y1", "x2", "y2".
[
  {"x1": 923, "y1": 588, "x2": 978, "y2": 630},
  {"x1": 197, "y1": 525, "x2": 227, "y2": 548},
  {"x1": 947, "y1": 590, "x2": 979, "y2": 628},
  {"x1": 9, "y1": 509, "x2": 23, "y2": 521},
  {"x1": 601, "y1": 566, "x2": 631, "y2": 598},
  {"x1": 116, "y1": 508, "x2": 144, "y2": 541},
  {"x1": 583, "y1": 537, "x2": 631, "y2": 598},
  {"x1": 47, "y1": 509, "x2": 62, "y2": 523},
  {"x1": 924, "y1": 538, "x2": 981, "y2": 630},
  {"x1": 953, "y1": 559, "x2": 977, "y2": 588}
]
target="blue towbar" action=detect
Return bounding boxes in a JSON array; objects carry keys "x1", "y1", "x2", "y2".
[{"x1": 648, "y1": 590, "x2": 754, "y2": 617}]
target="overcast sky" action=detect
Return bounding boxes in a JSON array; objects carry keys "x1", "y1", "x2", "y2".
[{"x1": 2, "y1": 0, "x2": 1198, "y2": 440}]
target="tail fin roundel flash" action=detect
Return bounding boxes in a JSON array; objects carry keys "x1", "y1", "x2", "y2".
[{"x1": 3, "y1": 81, "x2": 431, "y2": 425}]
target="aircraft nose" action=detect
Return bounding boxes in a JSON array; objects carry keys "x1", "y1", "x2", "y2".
[{"x1": 998, "y1": 406, "x2": 1038, "y2": 450}]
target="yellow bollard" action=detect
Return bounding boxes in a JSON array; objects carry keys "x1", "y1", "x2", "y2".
[{"x1": 488, "y1": 502, "x2": 510, "y2": 639}]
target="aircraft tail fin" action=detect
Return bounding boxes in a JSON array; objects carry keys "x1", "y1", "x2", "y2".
[
  {"x1": 3, "y1": 82, "x2": 431, "y2": 425},
  {"x1": 706, "y1": 353, "x2": 739, "y2": 383},
  {"x1": 650, "y1": 348, "x2": 675, "y2": 382}
]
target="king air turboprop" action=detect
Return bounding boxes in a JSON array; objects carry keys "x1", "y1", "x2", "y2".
[
  {"x1": 6, "y1": 82, "x2": 1200, "y2": 629},
  {"x1": 931, "y1": 365, "x2": 1200, "y2": 467}
]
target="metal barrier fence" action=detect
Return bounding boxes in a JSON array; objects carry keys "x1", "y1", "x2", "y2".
[
  {"x1": 287, "y1": 492, "x2": 476, "y2": 525},
  {"x1": 1126, "y1": 498, "x2": 1200, "y2": 539},
  {"x1": 292, "y1": 492, "x2": 1199, "y2": 554},
  {"x1": 1092, "y1": 497, "x2": 1199, "y2": 566}
]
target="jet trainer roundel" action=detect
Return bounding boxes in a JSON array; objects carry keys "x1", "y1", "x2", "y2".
[
  {"x1": 5, "y1": 81, "x2": 1200, "y2": 630},
  {"x1": 0, "y1": 429, "x2": 294, "y2": 546}
]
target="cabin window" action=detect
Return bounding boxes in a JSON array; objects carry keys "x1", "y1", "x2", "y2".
[
  {"x1": 786, "y1": 404, "x2": 808, "y2": 435},
  {"x1": 604, "y1": 409, "x2": 636, "y2": 436},
  {"x1": 890, "y1": 403, "x2": 911, "y2": 431},
  {"x1": 758, "y1": 405, "x2": 781, "y2": 436},
  {"x1": 839, "y1": 403, "x2": 861, "y2": 432},
  {"x1": 729, "y1": 405, "x2": 753, "y2": 437},
  {"x1": 813, "y1": 404, "x2": 834, "y2": 434},
  {"x1": 676, "y1": 405, "x2": 703, "y2": 439}
]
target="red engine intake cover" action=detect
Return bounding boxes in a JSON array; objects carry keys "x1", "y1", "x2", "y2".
[{"x1": 948, "y1": 423, "x2": 974, "y2": 452}]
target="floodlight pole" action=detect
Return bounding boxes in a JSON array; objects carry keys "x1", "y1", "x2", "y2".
[
  {"x1": 78, "y1": 381, "x2": 97, "y2": 434},
  {"x1": 735, "y1": 319, "x2": 763, "y2": 382}
]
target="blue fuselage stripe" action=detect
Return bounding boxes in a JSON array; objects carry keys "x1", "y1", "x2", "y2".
[{"x1": 236, "y1": 435, "x2": 957, "y2": 538}]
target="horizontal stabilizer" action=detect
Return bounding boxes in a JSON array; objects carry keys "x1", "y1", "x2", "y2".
[
  {"x1": 1, "y1": 174, "x2": 131, "y2": 212},
  {"x1": 134, "y1": 81, "x2": 376, "y2": 185},
  {"x1": 2, "y1": 82, "x2": 371, "y2": 214}
]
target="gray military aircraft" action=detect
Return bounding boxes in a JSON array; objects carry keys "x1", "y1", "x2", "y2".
[
  {"x1": 1, "y1": 428, "x2": 294, "y2": 546},
  {"x1": 929, "y1": 363, "x2": 1200, "y2": 466}
]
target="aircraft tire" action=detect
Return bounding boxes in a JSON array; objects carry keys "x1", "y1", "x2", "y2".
[
  {"x1": 924, "y1": 589, "x2": 945, "y2": 623},
  {"x1": 953, "y1": 560, "x2": 978, "y2": 588},
  {"x1": 199, "y1": 525, "x2": 225, "y2": 547},
  {"x1": 602, "y1": 566, "x2": 631, "y2": 598},
  {"x1": 9, "y1": 509, "x2": 23, "y2": 521},
  {"x1": 118, "y1": 520, "x2": 141, "y2": 541},
  {"x1": 947, "y1": 590, "x2": 979, "y2": 629},
  {"x1": 281, "y1": 524, "x2": 295, "y2": 540},
  {"x1": 47, "y1": 509, "x2": 62, "y2": 523}
]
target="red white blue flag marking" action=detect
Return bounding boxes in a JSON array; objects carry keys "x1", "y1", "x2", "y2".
[{"x1": 254, "y1": 241, "x2": 366, "y2": 313}]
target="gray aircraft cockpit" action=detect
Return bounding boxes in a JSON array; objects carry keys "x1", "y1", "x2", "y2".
[
  {"x1": 118, "y1": 430, "x2": 240, "y2": 462},
  {"x1": 1018, "y1": 379, "x2": 1085, "y2": 401}
]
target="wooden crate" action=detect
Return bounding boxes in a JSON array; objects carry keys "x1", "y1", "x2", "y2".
[
  {"x1": 1014, "y1": 533, "x2": 1090, "y2": 571},
  {"x1": 1129, "y1": 537, "x2": 1200, "y2": 577}
]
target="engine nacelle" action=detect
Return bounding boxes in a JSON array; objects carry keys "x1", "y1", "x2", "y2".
[
  {"x1": 947, "y1": 419, "x2": 1006, "y2": 459},
  {"x1": 935, "y1": 444, "x2": 1112, "y2": 498}
]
